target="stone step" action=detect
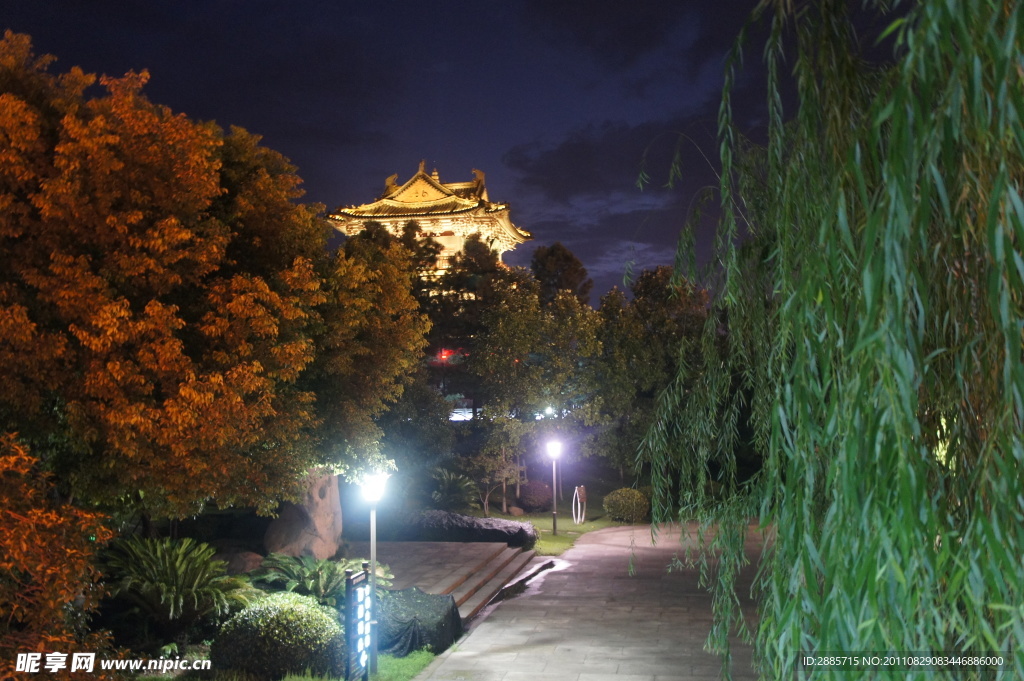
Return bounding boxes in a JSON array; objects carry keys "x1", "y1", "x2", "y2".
[
  {"x1": 346, "y1": 540, "x2": 537, "y2": 625},
  {"x1": 457, "y1": 548, "x2": 536, "y2": 622},
  {"x1": 449, "y1": 546, "x2": 520, "y2": 605},
  {"x1": 422, "y1": 542, "x2": 509, "y2": 596}
]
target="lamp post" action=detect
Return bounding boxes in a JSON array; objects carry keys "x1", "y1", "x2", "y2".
[
  {"x1": 546, "y1": 440, "x2": 561, "y2": 535},
  {"x1": 360, "y1": 471, "x2": 390, "y2": 676}
]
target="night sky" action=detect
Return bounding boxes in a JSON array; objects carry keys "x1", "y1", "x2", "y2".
[{"x1": 3, "y1": 1, "x2": 771, "y2": 301}]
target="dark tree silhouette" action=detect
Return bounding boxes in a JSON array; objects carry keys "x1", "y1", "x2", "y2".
[{"x1": 530, "y1": 242, "x2": 593, "y2": 306}]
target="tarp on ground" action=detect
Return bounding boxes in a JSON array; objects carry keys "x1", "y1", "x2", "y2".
[{"x1": 378, "y1": 587, "x2": 462, "y2": 657}]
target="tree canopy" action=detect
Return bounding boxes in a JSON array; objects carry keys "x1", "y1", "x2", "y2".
[
  {"x1": 592, "y1": 268, "x2": 708, "y2": 473},
  {"x1": 641, "y1": 1, "x2": 1024, "y2": 678},
  {"x1": 0, "y1": 32, "x2": 427, "y2": 518},
  {"x1": 530, "y1": 241, "x2": 593, "y2": 306}
]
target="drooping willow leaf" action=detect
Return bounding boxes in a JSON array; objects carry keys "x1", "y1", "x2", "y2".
[{"x1": 641, "y1": 1, "x2": 1024, "y2": 679}]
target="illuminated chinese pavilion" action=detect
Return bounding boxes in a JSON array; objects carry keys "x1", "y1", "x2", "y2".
[{"x1": 328, "y1": 162, "x2": 531, "y2": 270}]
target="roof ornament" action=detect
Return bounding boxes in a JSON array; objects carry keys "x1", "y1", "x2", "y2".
[
  {"x1": 384, "y1": 173, "x2": 398, "y2": 194},
  {"x1": 472, "y1": 169, "x2": 488, "y2": 201},
  {"x1": 431, "y1": 168, "x2": 440, "y2": 182},
  {"x1": 418, "y1": 159, "x2": 426, "y2": 173}
]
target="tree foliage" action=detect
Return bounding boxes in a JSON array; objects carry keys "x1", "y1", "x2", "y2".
[
  {"x1": 376, "y1": 366, "x2": 456, "y2": 473},
  {"x1": 0, "y1": 436, "x2": 115, "y2": 677},
  {"x1": 642, "y1": 1, "x2": 1024, "y2": 678},
  {"x1": 530, "y1": 241, "x2": 593, "y2": 306},
  {"x1": 307, "y1": 223, "x2": 429, "y2": 467},
  {"x1": 0, "y1": 32, "x2": 429, "y2": 517},
  {"x1": 460, "y1": 416, "x2": 528, "y2": 516},
  {"x1": 592, "y1": 269, "x2": 707, "y2": 472},
  {"x1": 0, "y1": 32, "x2": 326, "y2": 516},
  {"x1": 467, "y1": 286, "x2": 600, "y2": 502},
  {"x1": 472, "y1": 284, "x2": 601, "y2": 428}
]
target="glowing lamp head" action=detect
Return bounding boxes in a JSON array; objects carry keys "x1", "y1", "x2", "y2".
[
  {"x1": 361, "y1": 471, "x2": 391, "y2": 503},
  {"x1": 546, "y1": 440, "x2": 562, "y2": 460}
]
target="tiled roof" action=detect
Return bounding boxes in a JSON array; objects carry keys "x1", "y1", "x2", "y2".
[{"x1": 333, "y1": 196, "x2": 492, "y2": 218}]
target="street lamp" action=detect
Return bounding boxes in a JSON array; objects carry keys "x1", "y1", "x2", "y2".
[
  {"x1": 360, "y1": 471, "x2": 390, "y2": 675},
  {"x1": 546, "y1": 440, "x2": 561, "y2": 535}
]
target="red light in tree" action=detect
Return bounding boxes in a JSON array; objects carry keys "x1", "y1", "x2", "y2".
[{"x1": 438, "y1": 349, "x2": 454, "y2": 362}]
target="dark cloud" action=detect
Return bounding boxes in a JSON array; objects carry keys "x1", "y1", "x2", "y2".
[
  {"x1": 520, "y1": 0, "x2": 695, "y2": 70},
  {"x1": 503, "y1": 115, "x2": 721, "y2": 204},
  {"x1": 505, "y1": 122, "x2": 648, "y2": 202}
]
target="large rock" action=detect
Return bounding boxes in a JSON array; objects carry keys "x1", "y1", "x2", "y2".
[
  {"x1": 397, "y1": 510, "x2": 538, "y2": 549},
  {"x1": 264, "y1": 472, "x2": 343, "y2": 559},
  {"x1": 214, "y1": 550, "x2": 265, "y2": 575}
]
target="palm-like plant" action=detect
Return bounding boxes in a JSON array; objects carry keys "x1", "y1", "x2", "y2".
[
  {"x1": 252, "y1": 554, "x2": 393, "y2": 607},
  {"x1": 102, "y1": 536, "x2": 253, "y2": 646},
  {"x1": 429, "y1": 468, "x2": 479, "y2": 511}
]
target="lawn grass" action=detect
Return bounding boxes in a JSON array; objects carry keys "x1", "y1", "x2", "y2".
[
  {"x1": 370, "y1": 649, "x2": 436, "y2": 681},
  {"x1": 524, "y1": 506, "x2": 623, "y2": 555},
  {"x1": 272, "y1": 649, "x2": 436, "y2": 681}
]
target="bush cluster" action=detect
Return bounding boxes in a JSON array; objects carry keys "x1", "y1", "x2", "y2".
[
  {"x1": 102, "y1": 536, "x2": 252, "y2": 645},
  {"x1": 603, "y1": 488, "x2": 649, "y2": 523},
  {"x1": 516, "y1": 480, "x2": 552, "y2": 512},
  {"x1": 210, "y1": 592, "x2": 346, "y2": 680},
  {"x1": 251, "y1": 554, "x2": 393, "y2": 607},
  {"x1": 429, "y1": 468, "x2": 479, "y2": 511}
]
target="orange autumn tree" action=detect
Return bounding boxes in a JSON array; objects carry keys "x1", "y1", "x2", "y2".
[
  {"x1": 0, "y1": 436, "x2": 115, "y2": 680},
  {"x1": 0, "y1": 31, "x2": 426, "y2": 520}
]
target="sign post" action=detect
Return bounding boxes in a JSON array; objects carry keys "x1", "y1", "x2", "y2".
[{"x1": 344, "y1": 563, "x2": 372, "y2": 681}]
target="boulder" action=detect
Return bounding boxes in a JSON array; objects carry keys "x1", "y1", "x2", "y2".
[
  {"x1": 507, "y1": 506, "x2": 525, "y2": 517},
  {"x1": 264, "y1": 472, "x2": 343, "y2": 559},
  {"x1": 401, "y1": 510, "x2": 538, "y2": 549},
  {"x1": 214, "y1": 550, "x2": 265, "y2": 575}
]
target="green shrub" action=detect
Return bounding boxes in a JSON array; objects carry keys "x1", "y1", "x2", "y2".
[
  {"x1": 210, "y1": 592, "x2": 345, "y2": 680},
  {"x1": 602, "y1": 488, "x2": 649, "y2": 523},
  {"x1": 517, "y1": 480, "x2": 552, "y2": 512},
  {"x1": 429, "y1": 468, "x2": 479, "y2": 511},
  {"x1": 252, "y1": 554, "x2": 393, "y2": 607},
  {"x1": 102, "y1": 536, "x2": 253, "y2": 646},
  {"x1": 278, "y1": 649, "x2": 435, "y2": 681}
]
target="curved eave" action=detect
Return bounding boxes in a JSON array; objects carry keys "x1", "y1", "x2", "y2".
[
  {"x1": 332, "y1": 206, "x2": 478, "y2": 220},
  {"x1": 331, "y1": 196, "x2": 485, "y2": 219},
  {"x1": 500, "y1": 222, "x2": 532, "y2": 244}
]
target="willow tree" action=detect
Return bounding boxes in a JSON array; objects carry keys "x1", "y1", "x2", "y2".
[{"x1": 642, "y1": 1, "x2": 1024, "y2": 679}]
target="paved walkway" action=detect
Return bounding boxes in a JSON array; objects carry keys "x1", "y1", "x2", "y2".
[{"x1": 413, "y1": 523, "x2": 766, "y2": 681}]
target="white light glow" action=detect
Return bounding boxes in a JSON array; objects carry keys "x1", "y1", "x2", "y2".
[
  {"x1": 361, "y1": 471, "x2": 391, "y2": 502},
  {"x1": 546, "y1": 440, "x2": 562, "y2": 459}
]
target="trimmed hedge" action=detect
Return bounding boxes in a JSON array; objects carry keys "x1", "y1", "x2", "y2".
[
  {"x1": 412, "y1": 511, "x2": 538, "y2": 550},
  {"x1": 210, "y1": 592, "x2": 345, "y2": 680},
  {"x1": 603, "y1": 488, "x2": 649, "y2": 523}
]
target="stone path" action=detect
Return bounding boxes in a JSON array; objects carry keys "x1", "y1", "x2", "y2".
[{"x1": 413, "y1": 523, "x2": 766, "y2": 681}]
